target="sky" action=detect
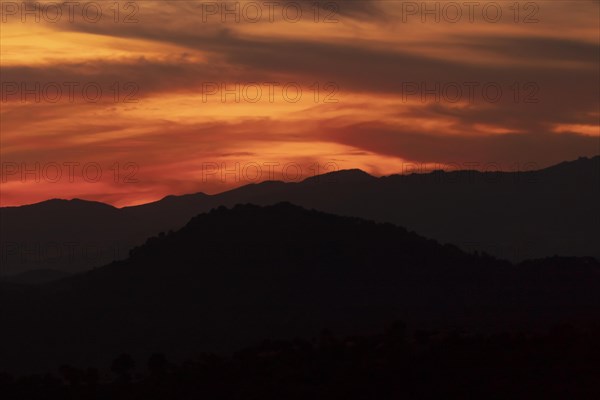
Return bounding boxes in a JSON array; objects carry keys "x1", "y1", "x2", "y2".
[{"x1": 1, "y1": 0, "x2": 599, "y2": 207}]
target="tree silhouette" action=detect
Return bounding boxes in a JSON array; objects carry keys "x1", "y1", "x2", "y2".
[
  {"x1": 148, "y1": 353, "x2": 168, "y2": 377},
  {"x1": 111, "y1": 353, "x2": 135, "y2": 383}
]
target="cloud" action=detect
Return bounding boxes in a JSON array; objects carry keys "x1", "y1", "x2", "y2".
[
  {"x1": 323, "y1": 122, "x2": 599, "y2": 167},
  {"x1": 1, "y1": 0, "x2": 598, "y2": 206}
]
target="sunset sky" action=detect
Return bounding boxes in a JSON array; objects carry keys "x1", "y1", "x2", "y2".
[{"x1": 1, "y1": 0, "x2": 599, "y2": 206}]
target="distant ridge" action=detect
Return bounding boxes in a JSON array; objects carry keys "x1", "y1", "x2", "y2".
[
  {"x1": 302, "y1": 168, "x2": 376, "y2": 183},
  {"x1": 4, "y1": 156, "x2": 598, "y2": 209},
  {"x1": 1, "y1": 156, "x2": 598, "y2": 276},
  {"x1": 1, "y1": 198, "x2": 118, "y2": 210}
]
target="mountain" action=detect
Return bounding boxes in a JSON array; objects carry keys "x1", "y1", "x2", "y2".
[
  {"x1": 1, "y1": 203, "x2": 599, "y2": 373},
  {"x1": 0, "y1": 199, "x2": 147, "y2": 276},
  {"x1": 1, "y1": 156, "x2": 598, "y2": 276}
]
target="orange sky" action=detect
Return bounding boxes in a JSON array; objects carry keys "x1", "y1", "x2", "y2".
[{"x1": 1, "y1": 0, "x2": 599, "y2": 207}]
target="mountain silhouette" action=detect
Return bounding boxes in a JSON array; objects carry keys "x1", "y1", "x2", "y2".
[
  {"x1": 1, "y1": 156, "x2": 598, "y2": 277},
  {"x1": 1, "y1": 203, "x2": 599, "y2": 373}
]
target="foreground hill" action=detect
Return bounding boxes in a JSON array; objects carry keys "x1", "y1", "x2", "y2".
[
  {"x1": 1, "y1": 203, "x2": 599, "y2": 373},
  {"x1": 2, "y1": 156, "x2": 598, "y2": 277}
]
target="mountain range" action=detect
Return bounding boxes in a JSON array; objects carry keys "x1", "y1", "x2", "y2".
[{"x1": 2, "y1": 156, "x2": 598, "y2": 279}]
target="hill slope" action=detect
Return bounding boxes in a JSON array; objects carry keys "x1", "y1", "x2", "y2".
[{"x1": 1, "y1": 203, "x2": 599, "y2": 373}]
